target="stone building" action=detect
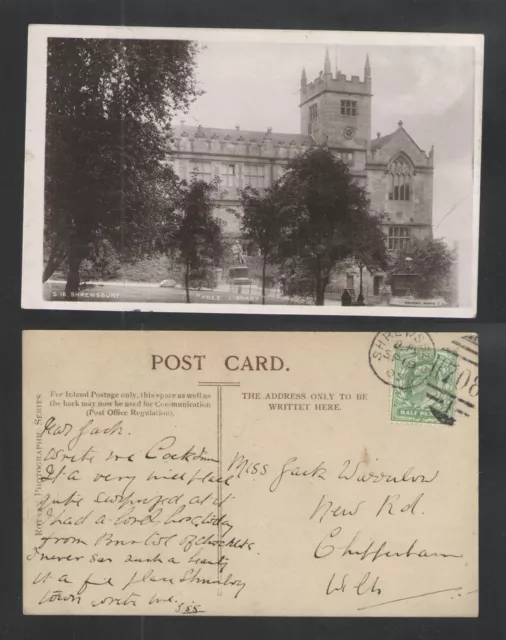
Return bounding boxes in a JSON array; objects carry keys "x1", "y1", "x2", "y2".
[{"x1": 169, "y1": 49, "x2": 434, "y2": 301}]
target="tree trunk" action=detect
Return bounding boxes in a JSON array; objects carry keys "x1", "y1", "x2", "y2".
[
  {"x1": 357, "y1": 266, "x2": 365, "y2": 305},
  {"x1": 65, "y1": 255, "x2": 82, "y2": 300},
  {"x1": 315, "y1": 256, "x2": 326, "y2": 307},
  {"x1": 316, "y1": 276, "x2": 325, "y2": 307},
  {"x1": 43, "y1": 241, "x2": 64, "y2": 283},
  {"x1": 261, "y1": 255, "x2": 267, "y2": 305},
  {"x1": 185, "y1": 264, "x2": 191, "y2": 303},
  {"x1": 315, "y1": 265, "x2": 325, "y2": 306},
  {"x1": 63, "y1": 228, "x2": 90, "y2": 300}
]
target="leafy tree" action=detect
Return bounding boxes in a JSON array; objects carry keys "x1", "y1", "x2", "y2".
[
  {"x1": 169, "y1": 176, "x2": 224, "y2": 303},
  {"x1": 387, "y1": 237, "x2": 456, "y2": 299},
  {"x1": 352, "y1": 211, "x2": 389, "y2": 304},
  {"x1": 44, "y1": 37, "x2": 201, "y2": 298},
  {"x1": 238, "y1": 183, "x2": 288, "y2": 304},
  {"x1": 275, "y1": 147, "x2": 383, "y2": 306},
  {"x1": 79, "y1": 239, "x2": 121, "y2": 282},
  {"x1": 278, "y1": 256, "x2": 317, "y2": 303}
]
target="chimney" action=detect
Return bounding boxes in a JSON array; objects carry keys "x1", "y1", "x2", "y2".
[{"x1": 235, "y1": 125, "x2": 240, "y2": 131}]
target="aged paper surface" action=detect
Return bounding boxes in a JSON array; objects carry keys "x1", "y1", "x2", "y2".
[{"x1": 23, "y1": 331, "x2": 479, "y2": 616}]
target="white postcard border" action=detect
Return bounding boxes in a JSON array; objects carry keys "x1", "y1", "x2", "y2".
[{"x1": 22, "y1": 25, "x2": 484, "y2": 317}]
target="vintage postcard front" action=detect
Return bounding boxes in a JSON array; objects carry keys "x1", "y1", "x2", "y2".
[
  {"x1": 22, "y1": 26, "x2": 483, "y2": 317},
  {"x1": 23, "y1": 331, "x2": 478, "y2": 616}
]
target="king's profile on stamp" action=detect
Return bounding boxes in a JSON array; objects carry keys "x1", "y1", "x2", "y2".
[{"x1": 391, "y1": 346, "x2": 459, "y2": 424}]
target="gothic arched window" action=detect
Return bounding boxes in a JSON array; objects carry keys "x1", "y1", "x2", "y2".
[
  {"x1": 308, "y1": 104, "x2": 318, "y2": 135},
  {"x1": 388, "y1": 154, "x2": 413, "y2": 201}
]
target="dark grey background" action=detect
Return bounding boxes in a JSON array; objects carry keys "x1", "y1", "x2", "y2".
[{"x1": 1, "y1": 0, "x2": 505, "y2": 638}]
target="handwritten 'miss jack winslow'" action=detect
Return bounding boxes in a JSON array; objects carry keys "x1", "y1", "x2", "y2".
[{"x1": 23, "y1": 331, "x2": 479, "y2": 616}]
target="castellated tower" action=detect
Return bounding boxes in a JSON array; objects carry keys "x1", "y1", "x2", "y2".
[{"x1": 300, "y1": 49, "x2": 372, "y2": 175}]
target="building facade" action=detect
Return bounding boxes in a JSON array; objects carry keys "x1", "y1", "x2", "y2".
[{"x1": 169, "y1": 50, "x2": 434, "y2": 300}]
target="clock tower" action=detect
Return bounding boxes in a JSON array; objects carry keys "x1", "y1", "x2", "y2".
[{"x1": 300, "y1": 49, "x2": 372, "y2": 175}]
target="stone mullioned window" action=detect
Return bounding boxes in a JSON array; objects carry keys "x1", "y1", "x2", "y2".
[{"x1": 388, "y1": 155, "x2": 413, "y2": 201}]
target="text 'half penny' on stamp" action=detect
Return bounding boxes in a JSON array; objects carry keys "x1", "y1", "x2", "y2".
[{"x1": 391, "y1": 347, "x2": 459, "y2": 425}]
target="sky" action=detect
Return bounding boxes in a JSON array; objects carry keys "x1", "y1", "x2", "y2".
[{"x1": 180, "y1": 42, "x2": 478, "y2": 305}]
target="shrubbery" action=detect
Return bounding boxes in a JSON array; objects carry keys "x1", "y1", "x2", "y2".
[
  {"x1": 80, "y1": 240, "x2": 121, "y2": 281},
  {"x1": 116, "y1": 254, "x2": 173, "y2": 283}
]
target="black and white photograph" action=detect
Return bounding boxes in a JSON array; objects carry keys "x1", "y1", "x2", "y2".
[{"x1": 22, "y1": 26, "x2": 483, "y2": 316}]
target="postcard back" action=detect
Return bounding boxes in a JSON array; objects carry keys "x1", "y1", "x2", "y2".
[{"x1": 23, "y1": 331, "x2": 478, "y2": 616}]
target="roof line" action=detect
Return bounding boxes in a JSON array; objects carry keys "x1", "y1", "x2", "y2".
[
  {"x1": 398, "y1": 126, "x2": 427, "y2": 155},
  {"x1": 371, "y1": 126, "x2": 428, "y2": 156}
]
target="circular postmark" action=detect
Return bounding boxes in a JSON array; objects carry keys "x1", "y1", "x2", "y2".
[{"x1": 368, "y1": 332, "x2": 436, "y2": 390}]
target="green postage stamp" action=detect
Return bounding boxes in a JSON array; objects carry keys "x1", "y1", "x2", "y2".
[{"x1": 391, "y1": 346, "x2": 458, "y2": 424}]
